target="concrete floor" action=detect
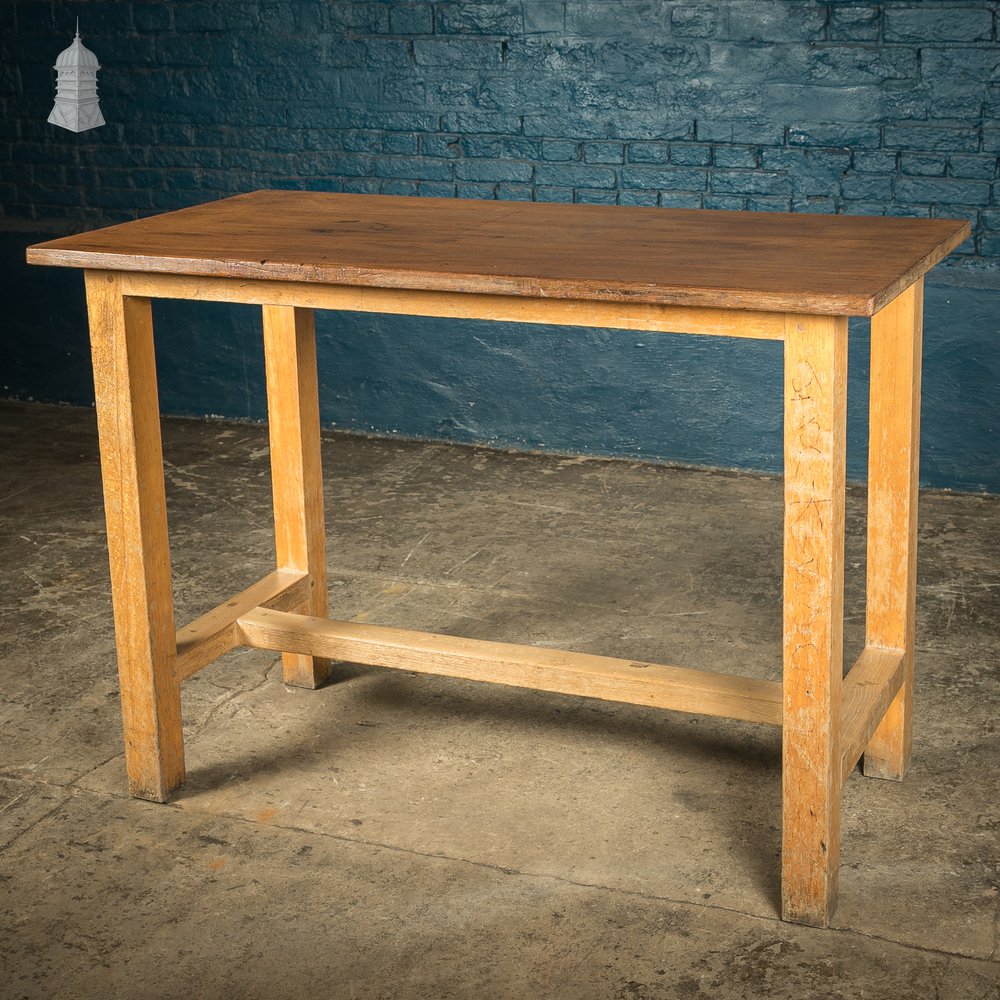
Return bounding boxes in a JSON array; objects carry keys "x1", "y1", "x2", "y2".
[{"x1": 0, "y1": 399, "x2": 998, "y2": 1000}]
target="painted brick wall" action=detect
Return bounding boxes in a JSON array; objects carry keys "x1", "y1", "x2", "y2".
[{"x1": 2, "y1": 1, "x2": 999, "y2": 490}]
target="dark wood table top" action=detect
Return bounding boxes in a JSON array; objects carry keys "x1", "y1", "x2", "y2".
[{"x1": 27, "y1": 190, "x2": 970, "y2": 316}]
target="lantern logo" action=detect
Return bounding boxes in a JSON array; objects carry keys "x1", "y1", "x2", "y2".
[{"x1": 49, "y1": 20, "x2": 105, "y2": 133}]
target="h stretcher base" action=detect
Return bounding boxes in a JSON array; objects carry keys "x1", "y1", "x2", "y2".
[{"x1": 27, "y1": 192, "x2": 969, "y2": 926}]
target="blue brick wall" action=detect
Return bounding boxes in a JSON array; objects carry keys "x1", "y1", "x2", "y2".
[{"x1": 2, "y1": 1, "x2": 999, "y2": 490}]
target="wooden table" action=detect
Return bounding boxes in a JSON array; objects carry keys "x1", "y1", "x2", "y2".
[{"x1": 27, "y1": 191, "x2": 969, "y2": 926}]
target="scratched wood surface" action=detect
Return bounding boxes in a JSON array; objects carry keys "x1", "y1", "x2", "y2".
[{"x1": 28, "y1": 191, "x2": 969, "y2": 316}]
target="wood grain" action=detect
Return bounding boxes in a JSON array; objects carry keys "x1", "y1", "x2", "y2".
[
  {"x1": 175, "y1": 569, "x2": 310, "y2": 680},
  {"x1": 29, "y1": 191, "x2": 969, "y2": 316},
  {"x1": 841, "y1": 646, "x2": 905, "y2": 782},
  {"x1": 781, "y1": 311, "x2": 848, "y2": 927},
  {"x1": 864, "y1": 280, "x2": 923, "y2": 780},
  {"x1": 236, "y1": 607, "x2": 784, "y2": 725},
  {"x1": 85, "y1": 270, "x2": 184, "y2": 802},
  {"x1": 262, "y1": 305, "x2": 331, "y2": 688},
  {"x1": 117, "y1": 271, "x2": 788, "y2": 340}
]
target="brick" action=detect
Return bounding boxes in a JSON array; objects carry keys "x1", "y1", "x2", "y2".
[
  {"x1": 900, "y1": 153, "x2": 947, "y2": 177},
  {"x1": 455, "y1": 159, "x2": 533, "y2": 183},
  {"x1": 828, "y1": 5, "x2": 880, "y2": 42},
  {"x1": 380, "y1": 179, "x2": 419, "y2": 196},
  {"x1": 627, "y1": 143, "x2": 671, "y2": 165},
  {"x1": 671, "y1": 5, "x2": 721, "y2": 38},
  {"x1": 605, "y1": 114, "x2": 693, "y2": 142},
  {"x1": 762, "y1": 148, "x2": 851, "y2": 197},
  {"x1": 462, "y1": 136, "x2": 541, "y2": 159},
  {"x1": 158, "y1": 34, "x2": 234, "y2": 67},
  {"x1": 853, "y1": 151, "x2": 898, "y2": 175},
  {"x1": 703, "y1": 195, "x2": 746, "y2": 211},
  {"x1": 299, "y1": 152, "x2": 371, "y2": 178},
  {"x1": 950, "y1": 155, "x2": 997, "y2": 180},
  {"x1": 325, "y1": 4, "x2": 391, "y2": 33},
  {"x1": 420, "y1": 135, "x2": 462, "y2": 158},
  {"x1": 389, "y1": 4, "x2": 434, "y2": 36},
  {"x1": 342, "y1": 130, "x2": 381, "y2": 153},
  {"x1": 726, "y1": 3, "x2": 826, "y2": 43},
  {"x1": 980, "y1": 209, "x2": 1000, "y2": 231},
  {"x1": 455, "y1": 181, "x2": 496, "y2": 199},
  {"x1": 670, "y1": 143, "x2": 711, "y2": 167},
  {"x1": 417, "y1": 181, "x2": 457, "y2": 198},
  {"x1": 583, "y1": 142, "x2": 624, "y2": 164},
  {"x1": 883, "y1": 124, "x2": 981, "y2": 153},
  {"x1": 574, "y1": 188, "x2": 618, "y2": 205},
  {"x1": 523, "y1": 2, "x2": 565, "y2": 34},
  {"x1": 437, "y1": 2, "x2": 523, "y2": 35},
  {"x1": 621, "y1": 166, "x2": 707, "y2": 191},
  {"x1": 541, "y1": 140, "x2": 581, "y2": 162},
  {"x1": 619, "y1": 190, "x2": 659, "y2": 207},
  {"x1": 258, "y1": 0, "x2": 326, "y2": 34},
  {"x1": 841, "y1": 173, "x2": 894, "y2": 201},
  {"x1": 787, "y1": 123, "x2": 880, "y2": 148},
  {"x1": 979, "y1": 233, "x2": 1000, "y2": 255},
  {"x1": 301, "y1": 177, "x2": 343, "y2": 193},
  {"x1": 659, "y1": 191, "x2": 703, "y2": 209},
  {"x1": 697, "y1": 120, "x2": 784, "y2": 146},
  {"x1": 441, "y1": 112, "x2": 523, "y2": 135},
  {"x1": 746, "y1": 195, "x2": 792, "y2": 213},
  {"x1": 534, "y1": 185, "x2": 574, "y2": 203},
  {"x1": 710, "y1": 170, "x2": 790, "y2": 196},
  {"x1": 792, "y1": 197, "x2": 836, "y2": 215},
  {"x1": 148, "y1": 146, "x2": 222, "y2": 169},
  {"x1": 340, "y1": 177, "x2": 381, "y2": 194},
  {"x1": 359, "y1": 111, "x2": 441, "y2": 133},
  {"x1": 413, "y1": 38, "x2": 503, "y2": 68},
  {"x1": 712, "y1": 145, "x2": 758, "y2": 169},
  {"x1": 921, "y1": 46, "x2": 1000, "y2": 92},
  {"x1": 67, "y1": 1, "x2": 134, "y2": 33},
  {"x1": 381, "y1": 133, "x2": 419, "y2": 155},
  {"x1": 374, "y1": 156, "x2": 454, "y2": 181},
  {"x1": 884, "y1": 6, "x2": 993, "y2": 44},
  {"x1": 134, "y1": 2, "x2": 173, "y2": 32},
  {"x1": 496, "y1": 184, "x2": 534, "y2": 201},
  {"x1": 523, "y1": 113, "x2": 606, "y2": 140},
  {"x1": 565, "y1": 1, "x2": 664, "y2": 36},
  {"x1": 535, "y1": 162, "x2": 617, "y2": 188},
  {"x1": 885, "y1": 204, "x2": 932, "y2": 218},
  {"x1": 895, "y1": 176, "x2": 991, "y2": 206}
]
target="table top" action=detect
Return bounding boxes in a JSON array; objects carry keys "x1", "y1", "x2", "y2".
[{"x1": 27, "y1": 190, "x2": 970, "y2": 316}]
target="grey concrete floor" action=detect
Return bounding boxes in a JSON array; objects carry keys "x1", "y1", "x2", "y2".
[{"x1": 0, "y1": 399, "x2": 998, "y2": 1000}]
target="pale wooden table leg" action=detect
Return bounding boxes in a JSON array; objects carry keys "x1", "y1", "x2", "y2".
[
  {"x1": 85, "y1": 271, "x2": 184, "y2": 802},
  {"x1": 262, "y1": 304, "x2": 331, "y2": 688},
  {"x1": 863, "y1": 279, "x2": 923, "y2": 780},
  {"x1": 781, "y1": 313, "x2": 848, "y2": 926}
]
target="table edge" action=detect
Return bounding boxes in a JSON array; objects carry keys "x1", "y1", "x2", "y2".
[{"x1": 25, "y1": 218, "x2": 970, "y2": 318}]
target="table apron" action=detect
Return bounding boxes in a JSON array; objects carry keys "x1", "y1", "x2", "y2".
[{"x1": 115, "y1": 271, "x2": 789, "y2": 340}]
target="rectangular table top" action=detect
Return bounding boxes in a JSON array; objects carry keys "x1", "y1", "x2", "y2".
[{"x1": 27, "y1": 190, "x2": 969, "y2": 316}]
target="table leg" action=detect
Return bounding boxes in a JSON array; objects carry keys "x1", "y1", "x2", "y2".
[
  {"x1": 863, "y1": 279, "x2": 923, "y2": 780},
  {"x1": 781, "y1": 313, "x2": 848, "y2": 926},
  {"x1": 85, "y1": 271, "x2": 184, "y2": 801},
  {"x1": 262, "y1": 305, "x2": 331, "y2": 688}
]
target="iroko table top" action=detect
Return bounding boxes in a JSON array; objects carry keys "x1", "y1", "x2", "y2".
[{"x1": 27, "y1": 190, "x2": 970, "y2": 316}]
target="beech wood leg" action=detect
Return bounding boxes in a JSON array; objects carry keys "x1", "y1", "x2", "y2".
[
  {"x1": 262, "y1": 304, "x2": 331, "y2": 688},
  {"x1": 85, "y1": 270, "x2": 184, "y2": 802},
  {"x1": 781, "y1": 313, "x2": 848, "y2": 926},
  {"x1": 863, "y1": 280, "x2": 924, "y2": 780}
]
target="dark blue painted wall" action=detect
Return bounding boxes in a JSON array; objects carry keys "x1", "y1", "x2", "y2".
[{"x1": 2, "y1": 2, "x2": 999, "y2": 491}]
